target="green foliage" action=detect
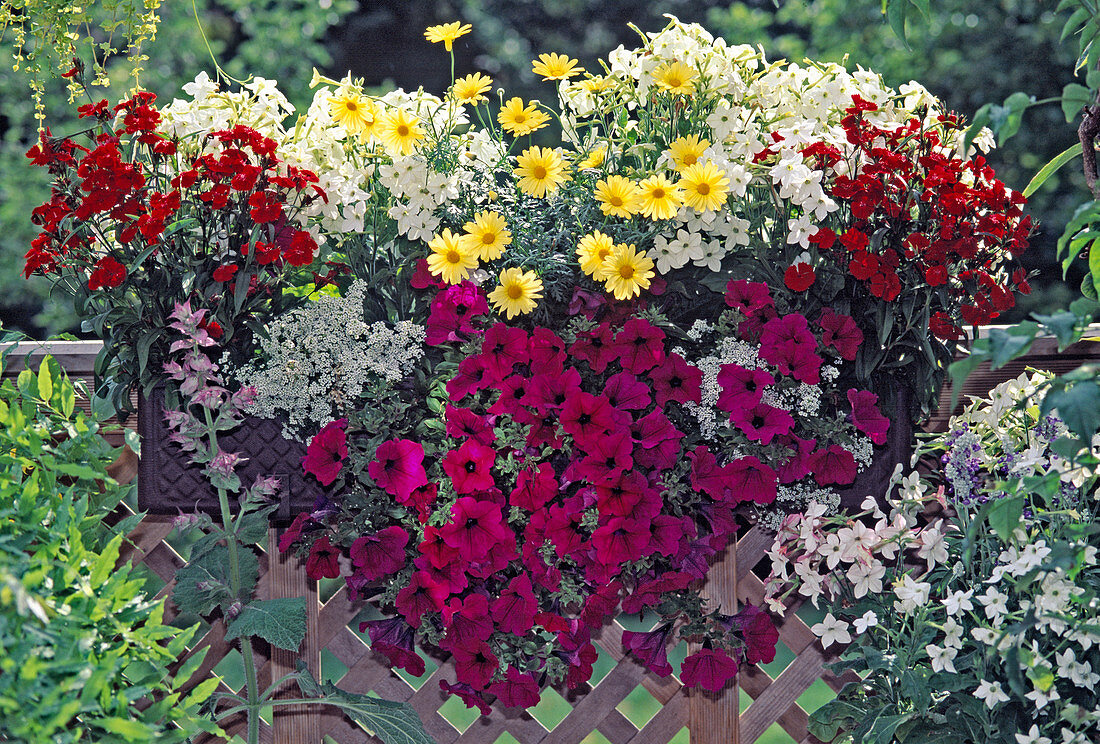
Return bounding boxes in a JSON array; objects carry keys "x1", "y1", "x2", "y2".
[
  {"x1": 0, "y1": 342, "x2": 220, "y2": 742},
  {"x1": 224, "y1": 597, "x2": 307, "y2": 651}
]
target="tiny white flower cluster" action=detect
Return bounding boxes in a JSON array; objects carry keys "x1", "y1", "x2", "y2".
[
  {"x1": 686, "y1": 336, "x2": 759, "y2": 439},
  {"x1": 230, "y1": 280, "x2": 425, "y2": 439}
]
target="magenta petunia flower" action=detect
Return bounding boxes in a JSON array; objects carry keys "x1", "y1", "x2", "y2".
[
  {"x1": 509, "y1": 463, "x2": 559, "y2": 511},
  {"x1": 480, "y1": 323, "x2": 530, "y2": 381},
  {"x1": 716, "y1": 364, "x2": 774, "y2": 412},
  {"x1": 648, "y1": 352, "x2": 702, "y2": 406},
  {"x1": 539, "y1": 504, "x2": 585, "y2": 558},
  {"x1": 580, "y1": 581, "x2": 622, "y2": 629},
  {"x1": 818, "y1": 307, "x2": 863, "y2": 360},
  {"x1": 394, "y1": 570, "x2": 449, "y2": 627},
  {"x1": 301, "y1": 418, "x2": 347, "y2": 486},
  {"x1": 729, "y1": 401, "x2": 795, "y2": 445},
  {"x1": 776, "y1": 435, "x2": 818, "y2": 484},
  {"x1": 680, "y1": 648, "x2": 739, "y2": 693},
  {"x1": 759, "y1": 314, "x2": 822, "y2": 383},
  {"x1": 622, "y1": 624, "x2": 674, "y2": 677},
  {"x1": 489, "y1": 668, "x2": 541, "y2": 708},
  {"x1": 439, "y1": 497, "x2": 511, "y2": 562},
  {"x1": 527, "y1": 367, "x2": 582, "y2": 411},
  {"x1": 732, "y1": 603, "x2": 779, "y2": 664},
  {"x1": 559, "y1": 392, "x2": 619, "y2": 444},
  {"x1": 595, "y1": 470, "x2": 660, "y2": 519},
  {"x1": 446, "y1": 355, "x2": 492, "y2": 402},
  {"x1": 689, "y1": 445, "x2": 734, "y2": 500},
  {"x1": 575, "y1": 429, "x2": 635, "y2": 485},
  {"x1": 569, "y1": 323, "x2": 618, "y2": 373},
  {"x1": 278, "y1": 511, "x2": 313, "y2": 552},
  {"x1": 632, "y1": 410, "x2": 684, "y2": 472},
  {"x1": 398, "y1": 482, "x2": 438, "y2": 523},
  {"x1": 367, "y1": 438, "x2": 428, "y2": 500},
  {"x1": 445, "y1": 405, "x2": 496, "y2": 446},
  {"x1": 621, "y1": 571, "x2": 694, "y2": 614},
  {"x1": 442, "y1": 440, "x2": 497, "y2": 494},
  {"x1": 441, "y1": 593, "x2": 494, "y2": 648},
  {"x1": 491, "y1": 574, "x2": 538, "y2": 635},
  {"x1": 592, "y1": 516, "x2": 650, "y2": 565},
  {"x1": 612, "y1": 318, "x2": 666, "y2": 374},
  {"x1": 725, "y1": 456, "x2": 778, "y2": 504},
  {"x1": 648, "y1": 514, "x2": 691, "y2": 557},
  {"x1": 451, "y1": 639, "x2": 499, "y2": 690},
  {"x1": 809, "y1": 444, "x2": 858, "y2": 486},
  {"x1": 439, "y1": 680, "x2": 491, "y2": 715},
  {"x1": 349, "y1": 526, "x2": 409, "y2": 582},
  {"x1": 847, "y1": 388, "x2": 890, "y2": 445},
  {"x1": 426, "y1": 281, "x2": 488, "y2": 346},
  {"x1": 604, "y1": 371, "x2": 651, "y2": 411},
  {"x1": 360, "y1": 617, "x2": 425, "y2": 677},
  {"x1": 724, "y1": 278, "x2": 773, "y2": 315},
  {"x1": 530, "y1": 326, "x2": 567, "y2": 374},
  {"x1": 410, "y1": 257, "x2": 445, "y2": 289},
  {"x1": 305, "y1": 536, "x2": 342, "y2": 580},
  {"x1": 488, "y1": 374, "x2": 533, "y2": 416}
]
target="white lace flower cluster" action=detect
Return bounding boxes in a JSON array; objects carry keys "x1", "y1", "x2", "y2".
[{"x1": 230, "y1": 280, "x2": 425, "y2": 439}]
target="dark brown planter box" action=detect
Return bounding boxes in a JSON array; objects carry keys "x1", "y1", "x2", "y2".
[{"x1": 137, "y1": 387, "x2": 324, "y2": 521}]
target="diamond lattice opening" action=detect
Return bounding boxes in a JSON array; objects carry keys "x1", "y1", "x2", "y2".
[
  {"x1": 758, "y1": 638, "x2": 795, "y2": 678},
  {"x1": 615, "y1": 683, "x2": 662, "y2": 729},
  {"x1": 756, "y1": 722, "x2": 797, "y2": 744},
  {"x1": 579, "y1": 731, "x2": 613, "y2": 744},
  {"x1": 492, "y1": 733, "x2": 521, "y2": 744},
  {"x1": 211, "y1": 648, "x2": 245, "y2": 692},
  {"x1": 587, "y1": 641, "x2": 617, "y2": 688},
  {"x1": 320, "y1": 646, "x2": 349, "y2": 684},
  {"x1": 797, "y1": 677, "x2": 837, "y2": 715},
  {"x1": 528, "y1": 686, "x2": 572, "y2": 731},
  {"x1": 437, "y1": 692, "x2": 482, "y2": 733}
]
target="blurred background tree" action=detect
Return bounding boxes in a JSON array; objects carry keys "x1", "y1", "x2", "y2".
[{"x1": 0, "y1": 0, "x2": 1079, "y2": 337}]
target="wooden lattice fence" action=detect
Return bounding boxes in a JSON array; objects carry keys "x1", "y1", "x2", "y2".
[{"x1": 10, "y1": 333, "x2": 1098, "y2": 744}]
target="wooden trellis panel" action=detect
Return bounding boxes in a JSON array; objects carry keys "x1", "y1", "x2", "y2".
[{"x1": 20, "y1": 334, "x2": 1097, "y2": 744}]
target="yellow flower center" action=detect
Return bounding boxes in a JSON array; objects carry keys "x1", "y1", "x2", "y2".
[
  {"x1": 445, "y1": 249, "x2": 462, "y2": 263},
  {"x1": 619, "y1": 265, "x2": 635, "y2": 279},
  {"x1": 346, "y1": 101, "x2": 358, "y2": 112},
  {"x1": 610, "y1": 195, "x2": 624, "y2": 206},
  {"x1": 397, "y1": 124, "x2": 410, "y2": 137},
  {"x1": 652, "y1": 187, "x2": 666, "y2": 199},
  {"x1": 667, "y1": 75, "x2": 684, "y2": 88},
  {"x1": 482, "y1": 232, "x2": 496, "y2": 245},
  {"x1": 507, "y1": 284, "x2": 524, "y2": 299},
  {"x1": 684, "y1": 153, "x2": 698, "y2": 165},
  {"x1": 696, "y1": 183, "x2": 710, "y2": 195},
  {"x1": 514, "y1": 113, "x2": 527, "y2": 123},
  {"x1": 533, "y1": 165, "x2": 548, "y2": 179}
]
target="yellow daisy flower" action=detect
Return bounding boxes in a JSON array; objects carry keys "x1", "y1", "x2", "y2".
[
  {"x1": 532, "y1": 52, "x2": 583, "y2": 81},
  {"x1": 498, "y1": 97, "x2": 551, "y2": 137},
  {"x1": 577, "y1": 146, "x2": 607, "y2": 170},
  {"x1": 679, "y1": 161, "x2": 730, "y2": 213},
  {"x1": 424, "y1": 22, "x2": 472, "y2": 51},
  {"x1": 488, "y1": 267, "x2": 544, "y2": 318},
  {"x1": 460, "y1": 211, "x2": 512, "y2": 261},
  {"x1": 653, "y1": 61, "x2": 697, "y2": 96},
  {"x1": 594, "y1": 175, "x2": 641, "y2": 218},
  {"x1": 328, "y1": 91, "x2": 374, "y2": 137},
  {"x1": 601, "y1": 243, "x2": 655, "y2": 300},
  {"x1": 514, "y1": 146, "x2": 570, "y2": 198},
  {"x1": 637, "y1": 174, "x2": 684, "y2": 220},
  {"x1": 576, "y1": 230, "x2": 616, "y2": 277},
  {"x1": 578, "y1": 76, "x2": 611, "y2": 93},
  {"x1": 378, "y1": 108, "x2": 425, "y2": 156},
  {"x1": 666, "y1": 134, "x2": 710, "y2": 171},
  {"x1": 452, "y1": 72, "x2": 493, "y2": 104},
  {"x1": 426, "y1": 229, "x2": 477, "y2": 285}
]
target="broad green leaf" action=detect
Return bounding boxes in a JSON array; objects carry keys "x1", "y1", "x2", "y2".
[
  {"x1": 1033, "y1": 309, "x2": 1086, "y2": 350},
  {"x1": 988, "y1": 495, "x2": 1025, "y2": 542},
  {"x1": 1042, "y1": 378, "x2": 1100, "y2": 445},
  {"x1": 1091, "y1": 239, "x2": 1100, "y2": 297},
  {"x1": 225, "y1": 597, "x2": 307, "y2": 651},
  {"x1": 1062, "y1": 82, "x2": 1093, "y2": 122},
  {"x1": 885, "y1": 0, "x2": 911, "y2": 49},
  {"x1": 1023, "y1": 142, "x2": 1083, "y2": 197},
  {"x1": 987, "y1": 322, "x2": 1038, "y2": 369},
  {"x1": 52, "y1": 462, "x2": 105, "y2": 480},
  {"x1": 181, "y1": 676, "x2": 222, "y2": 708},
  {"x1": 946, "y1": 346, "x2": 987, "y2": 413}
]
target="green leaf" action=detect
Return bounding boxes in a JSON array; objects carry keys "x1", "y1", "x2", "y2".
[
  {"x1": 99, "y1": 716, "x2": 155, "y2": 741},
  {"x1": 1091, "y1": 239, "x2": 1100, "y2": 298},
  {"x1": 294, "y1": 662, "x2": 434, "y2": 744},
  {"x1": 224, "y1": 597, "x2": 307, "y2": 651},
  {"x1": 963, "y1": 103, "x2": 991, "y2": 155},
  {"x1": 1062, "y1": 83, "x2": 1093, "y2": 122},
  {"x1": 946, "y1": 346, "x2": 986, "y2": 413},
  {"x1": 988, "y1": 495, "x2": 1025, "y2": 542},
  {"x1": 1042, "y1": 378, "x2": 1100, "y2": 446},
  {"x1": 172, "y1": 544, "x2": 258, "y2": 616},
  {"x1": 181, "y1": 676, "x2": 222, "y2": 708},
  {"x1": 236, "y1": 504, "x2": 278, "y2": 545},
  {"x1": 1023, "y1": 142, "x2": 1083, "y2": 197},
  {"x1": 884, "y1": 0, "x2": 911, "y2": 48},
  {"x1": 37, "y1": 358, "x2": 53, "y2": 401},
  {"x1": 1033, "y1": 309, "x2": 1086, "y2": 350},
  {"x1": 52, "y1": 462, "x2": 105, "y2": 480},
  {"x1": 987, "y1": 322, "x2": 1038, "y2": 369}
]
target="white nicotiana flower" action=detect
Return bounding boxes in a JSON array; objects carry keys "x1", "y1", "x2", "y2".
[
  {"x1": 925, "y1": 643, "x2": 957, "y2": 673},
  {"x1": 974, "y1": 679, "x2": 1010, "y2": 709},
  {"x1": 1015, "y1": 725, "x2": 1052, "y2": 744},
  {"x1": 811, "y1": 613, "x2": 851, "y2": 649},
  {"x1": 893, "y1": 574, "x2": 931, "y2": 613},
  {"x1": 943, "y1": 589, "x2": 974, "y2": 616},
  {"x1": 979, "y1": 586, "x2": 1010, "y2": 623},
  {"x1": 853, "y1": 610, "x2": 878, "y2": 634}
]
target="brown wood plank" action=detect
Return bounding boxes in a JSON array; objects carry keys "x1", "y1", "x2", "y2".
[
  {"x1": 595, "y1": 708, "x2": 640, "y2": 744},
  {"x1": 738, "y1": 645, "x2": 832, "y2": 744},
  {"x1": 541, "y1": 661, "x2": 638, "y2": 744},
  {"x1": 691, "y1": 543, "x2": 740, "y2": 744}
]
